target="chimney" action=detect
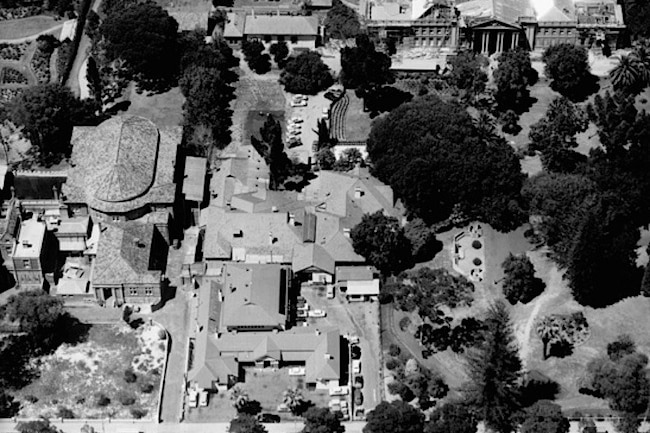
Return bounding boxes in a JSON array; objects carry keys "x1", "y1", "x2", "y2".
[
  {"x1": 288, "y1": 212, "x2": 295, "y2": 226},
  {"x1": 52, "y1": 185, "x2": 59, "y2": 200},
  {"x1": 272, "y1": 206, "x2": 278, "y2": 213},
  {"x1": 22, "y1": 241, "x2": 31, "y2": 247},
  {"x1": 315, "y1": 329, "x2": 321, "y2": 335},
  {"x1": 354, "y1": 187, "x2": 363, "y2": 198},
  {"x1": 324, "y1": 353, "x2": 331, "y2": 359},
  {"x1": 133, "y1": 237, "x2": 141, "y2": 247}
]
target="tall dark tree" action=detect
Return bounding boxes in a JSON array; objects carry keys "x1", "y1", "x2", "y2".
[
  {"x1": 367, "y1": 95, "x2": 525, "y2": 231},
  {"x1": 501, "y1": 253, "x2": 546, "y2": 304},
  {"x1": 350, "y1": 211, "x2": 414, "y2": 276},
  {"x1": 301, "y1": 406, "x2": 345, "y2": 433},
  {"x1": 520, "y1": 400, "x2": 570, "y2": 433},
  {"x1": 269, "y1": 41, "x2": 289, "y2": 67},
  {"x1": 340, "y1": 34, "x2": 393, "y2": 92},
  {"x1": 0, "y1": 389, "x2": 19, "y2": 417},
  {"x1": 494, "y1": 48, "x2": 538, "y2": 111},
  {"x1": 324, "y1": 0, "x2": 361, "y2": 39},
  {"x1": 641, "y1": 245, "x2": 650, "y2": 296},
  {"x1": 542, "y1": 44, "x2": 597, "y2": 101},
  {"x1": 16, "y1": 420, "x2": 62, "y2": 433},
  {"x1": 242, "y1": 40, "x2": 271, "y2": 74},
  {"x1": 99, "y1": 2, "x2": 179, "y2": 89},
  {"x1": 363, "y1": 401, "x2": 425, "y2": 433},
  {"x1": 228, "y1": 415, "x2": 267, "y2": 433},
  {"x1": 465, "y1": 301, "x2": 522, "y2": 433},
  {"x1": 529, "y1": 97, "x2": 588, "y2": 173},
  {"x1": 623, "y1": 0, "x2": 650, "y2": 39},
  {"x1": 2, "y1": 290, "x2": 65, "y2": 337},
  {"x1": 280, "y1": 51, "x2": 334, "y2": 95}
]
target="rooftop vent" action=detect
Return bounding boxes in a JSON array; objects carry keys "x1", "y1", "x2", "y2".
[{"x1": 22, "y1": 241, "x2": 31, "y2": 248}]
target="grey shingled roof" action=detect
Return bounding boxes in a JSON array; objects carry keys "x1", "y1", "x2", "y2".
[
  {"x1": 243, "y1": 15, "x2": 319, "y2": 36},
  {"x1": 64, "y1": 116, "x2": 180, "y2": 214}
]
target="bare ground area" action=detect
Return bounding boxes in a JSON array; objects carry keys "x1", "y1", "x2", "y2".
[{"x1": 13, "y1": 323, "x2": 166, "y2": 419}]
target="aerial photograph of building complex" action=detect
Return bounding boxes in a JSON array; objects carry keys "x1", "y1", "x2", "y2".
[{"x1": 0, "y1": 0, "x2": 649, "y2": 431}]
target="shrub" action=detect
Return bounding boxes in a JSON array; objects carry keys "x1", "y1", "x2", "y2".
[
  {"x1": 24, "y1": 395, "x2": 38, "y2": 403},
  {"x1": 124, "y1": 368, "x2": 137, "y2": 383},
  {"x1": 398, "y1": 316, "x2": 411, "y2": 332},
  {"x1": 473, "y1": 257, "x2": 482, "y2": 266},
  {"x1": 96, "y1": 394, "x2": 111, "y2": 407},
  {"x1": 1, "y1": 67, "x2": 28, "y2": 85},
  {"x1": 158, "y1": 329, "x2": 167, "y2": 340},
  {"x1": 472, "y1": 240, "x2": 482, "y2": 249},
  {"x1": 130, "y1": 408, "x2": 147, "y2": 419},
  {"x1": 140, "y1": 382, "x2": 154, "y2": 394},
  {"x1": 388, "y1": 343, "x2": 402, "y2": 357},
  {"x1": 57, "y1": 406, "x2": 75, "y2": 418},
  {"x1": 118, "y1": 393, "x2": 136, "y2": 406},
  {"x1": 386, "y1": 357, "x2": 401, "y2": 370}
]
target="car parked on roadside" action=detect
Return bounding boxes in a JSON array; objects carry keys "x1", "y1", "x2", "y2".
[
  {"x1": 291, "y1": 116, "x2": 303, "y2": 123},
  {"x1": 199, "y1": 390, "x2": 208, "y2": 407},
  {"x1": 354, "y1": 376, "x2": 364, "y2": 389},
  {"x1": 329, "y1": 386, "x2": 349, "y2": 396},
  {"x1": 188, "y1": 390, "x2": 198, "y2": 408},
  {"x1": 308, "y1": 309, "x2": 327, "y2": 318},
  {"x1": 277, "y1": 403, "x2": 291, "y2": 412},
  {"x1": 352, "y1": 359, "x2": 361, "y2": 374},
  {"x1": 351, "y1": 345, "x2": 361, "y2": 360},
  {"x1": 258, "y1": 413, "x2": 281, "y2": 423},
  {"x1": 291, "y1": 100, "x2": 307, "y2": 107},
  {"x1": 353, "y1": 389, "x2": 364, "y2": 406}
]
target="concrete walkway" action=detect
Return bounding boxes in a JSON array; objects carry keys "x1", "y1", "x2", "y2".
[
  {"x1": 66, "y1": 0, "x2": 102, "y2": 97},
  {"x1": 0, "y1": 21, "x2": 68, "y2": 43}
]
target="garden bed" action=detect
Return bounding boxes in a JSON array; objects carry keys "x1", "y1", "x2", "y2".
[
  {"x1": 1, "y1": 66, "x2": 28, "y2": 84},
  {"x1": 30, "y1": 35, "x2": 57, "y2": 84},
  {"x1": 13, "y1": 323, "x2": 166, "y2": 419},
  {"x1": 0, "y1": 42, "x2": 29, "y2": 61}
]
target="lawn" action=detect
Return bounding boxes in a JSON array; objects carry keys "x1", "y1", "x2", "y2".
[
  {"x1": 122, "y1": 83, "x2": 185, "y2": 127},
  {"x1": 343, "y1": 93, "x2": 372, "y2": 142},
  {"x1": 0, "y1": 16, "x2": 61, "y2": 40},
  {"x1": 13, "y1": 323, "x2": 166, "y2": 419}
]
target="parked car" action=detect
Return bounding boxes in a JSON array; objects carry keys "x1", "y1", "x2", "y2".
[
  {"x1": 354, "y1": 376, "x2": 364, "y2": 389},
  {"x1": 353, "y1": 389, "x2": 364, "y2": 406},
  {"x1": 336, "y1": 408, "x2": 350, "y2": 420},
  {"x1": 288, "y1": 124, "x2": 302, "y2": 131},
  {"x1": 352, "y1": 359, "x2": 361, "y2": 374},
  {"x1": 322, "y1": 107, "x2": 330, "y2": 117},
  {"x1": 288, "y1": 367, "x2": 306, "y2": 376},
  {"x1": 297, "y1": 303, "x2": 309, "y2": 311},
  {"x1": 326, "y1": 284, "x2": 335, "y2": 299},
  {"x1": 277, "y1": 403, "x2": 291, "y2": 412},
  {"x1": 340, "y1": 400, "x2": 349, "y2": 410},
  {"x1": 188, "y1": 390, "x2": 198, "y2": 408},
  {"x1": 199, "y1": 390, "x2": 208, "y2": 407},
  {"x1": 354, "y1": 407, "x2": 366, "y2": 420},
  {"x1": 297, "y1": 310, "x2": 308, "y2": 318},
  {"x1": 329, "y1": 386, "x2": 349, "y2": 396},
  {"x1": 346, "y1": 334, "x2": 360, "y2": 344},
  {"x1": 308, "y1": 309, "x2": 327, "y2": 318},
  {"x1": 351, "y1": 345, "x2": 361, "y2": 360},
  {"x1": 291, "y1": 116, "x2": 303, "y2": 123},
  {"x1": 258, "y1": 413, "x2": 281, "y2": 423},
  {"x1": 291, "y1": 100, "x2": 307, "y2": 107},
  {"x1": 294, "y1": 94, "x2": 308, "y2": 101},
  {"x1": 288, "y1": 138, "x2": 302, "y2": 148}
]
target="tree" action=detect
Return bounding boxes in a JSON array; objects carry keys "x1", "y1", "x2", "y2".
[
  {"x1": 363, "y1": 401, "x2": 425, "y2": 433},
  {"x1": 10, "y1": 84, "x2": 77, "y2": 158},
  {"x1": 269, "y1": 41, "x2": 289, "y2": 67},
  {"x1": 610, "y1": 54, "x2": 645, "y2": 95},
  {"x1": 333, "y1": 148, "x2": 364, "y2": 172},
  {"x1": 425, "y1": 402, "x2": 477, "y2": 433},
  {"x1": 448, "y1": 49, "x2": 487, "y2": 99},
  {"x1": 324, "y1": 0, "x2": 360, "y2": 40},
  {"x1": 607, "y1": 334, "x2": 637, "y2": 362},
  {"x1": 623, "y1": 0, "x2": 650, "y2": 39},
  {"x1": 542, "y1": 44, "x2": 597, "y2": 101},
  {"x1": 404, "y1": 218, "x2": 441, "y2": 262},
  {"x1": 316, "y1": 148, "x2": 336, "y2": 170},
  {"x1": 251, "y1": 114, "x2": 293, "y2": 190},
  {"x1": 535, "y1": 316, "x2": 562, "y2": 360},
  {"x1": 529, "y1": 97, "x2": 588, "y2": 173},
  {"x1": 302, "y1": 406, "x2": 345, "y2": 433},
  {"x1": 280, "y1": 51, "x2": 334, "y2": 95},
  {"x1": 388, "y1": 380, "x2": 416, "y2": 402},
  {"x1": 501, "y1": 253, "x2": 546, "y2": 304},
  {"x1": 99, "y1": 2, "x2": 179, "y2": 89},
  {"x1": 314, "y1": 118, "x2": 332, "y2": 151},
  {"x1": 16, "y1": 420, "x2": 61, "y2": 433},
  {"x1": 283, "y1": 387, "x2": 308, "y2": 416},
  {"x1": 494, "y1": 48, "x2": 538, "y2": 111},
  {"x1": 229, "y1": 415, "x2": 268, "y2": 433},
  {"x1": 2, "y1": 290, "x2": 65, "y2": 337},
  {"x1": 641, "y1": 245, "x2": 650, "y2": 296},
  {"x1": 340, "y1": 34, "x2": 393, "y2": 92},
  {"x1": 520, "y1": 400, "x2": 570, "y2": 433},
  {"x1": 350, "y1": 211, "x2": 414, "y2": 276},
  {"x1": 0, "y1": 389, "x2": 19, "y2": 417},
  {"x1": 242, "y1": 40, "x2": 271, "y2": 74},
  {"x1": 367, "y1": 95, "x2": 525, "y2": 231},
  {"x1": 229, "y1": 385, "x2": 250, "y2": 412},
  {"x1": 465, "y1": 301, "x2": 522, "y2": 433}
]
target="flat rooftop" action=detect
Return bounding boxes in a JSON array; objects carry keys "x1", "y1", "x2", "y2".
[{"x1": 14, "y1": 217, "x2": 46, "y2": 258}]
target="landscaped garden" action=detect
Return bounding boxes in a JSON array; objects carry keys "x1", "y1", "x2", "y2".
[
  {"x1": 13, "y1": 323, "x2": 166, "y2": 419},
  {"x1": 0, "y1": 42, "x2": 29, "y2": 61}
]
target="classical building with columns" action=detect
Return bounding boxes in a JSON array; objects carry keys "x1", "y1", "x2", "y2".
[{"x1": 366, "y1": 0, "x2": 625, "y2": 54}]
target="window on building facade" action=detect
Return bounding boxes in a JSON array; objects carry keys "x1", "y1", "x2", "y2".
[
  {"x1": 145, "y1": 288, "x2": 153, "y2": 296},
  {"x1": 129, "y1": 288, "x2": 138, "y2": 296}
]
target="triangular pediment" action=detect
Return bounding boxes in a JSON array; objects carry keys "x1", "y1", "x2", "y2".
[{"x1": 470, "y1": 18, "x2": 522, "y2": 30}]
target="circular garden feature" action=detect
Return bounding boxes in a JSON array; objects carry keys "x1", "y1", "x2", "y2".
[
  {"x1": 473, "y1": 257, "x2": 482, "y2": 266},
  {"x1": 472, "y1": 240, "x2": 482, "y2": 249}
]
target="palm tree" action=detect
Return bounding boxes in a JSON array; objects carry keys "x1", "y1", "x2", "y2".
[
  {"x1": 610, "y1": 55, "x2": 643, "y2": 94},
  {"x1": 473, "y1": 111, "x2": 500, "y2": 143},
  {"x1": 229, "y1": 385, "x2": 250, "y2": 412},
  {"x1": 282, "y1": 387, "x2": 305, "y2": 415},
  {"x1": 631, "y1": 44, "x2": 650, "y2": 86}
]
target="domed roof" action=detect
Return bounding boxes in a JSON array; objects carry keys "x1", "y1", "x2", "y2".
[{"x1": 92, "y1": 116, "x2": 160, "y2": 203}]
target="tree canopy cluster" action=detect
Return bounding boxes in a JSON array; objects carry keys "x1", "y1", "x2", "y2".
[
  {"x1": 448, "y1": 50, "x2": 488, "y2": 101},
  {"x1": 179, "y1": 32, "x2": 239, "y2": 158},
  {"x1": 96, "y1": 0, "x2": 179, "y2": 91},
  {"x1": 494, "y1": 48, "x2": 538, "y2": 112},
  {"x1": 341, "y1": 35, "x2": 393, "y2": 94},
  {"x1": 242, "y1": 40, "x2": 271, "y2": 75},
  {"x1": 609, "y1": 42, "x2": 650, "y2": 95},
  {"x1": 280, "y1": 51, "x2": 333, "y2": 95},
  {"x1": 324, "y1": 0, "x2": 361, "y2": 40},
  {"x1": 350, "y1": 211, "x2": 414, "y2": 276},
  {"x1": 367, "y1": 95, "x2": 526, "y2": 232}
]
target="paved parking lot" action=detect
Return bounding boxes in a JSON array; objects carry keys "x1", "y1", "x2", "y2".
[
  {"x1": 285, "y1": 91, "x2": 334, "y2": 164},
  {"x1": 299, "y1": 284, "x2": 382, "y2": 417}
]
